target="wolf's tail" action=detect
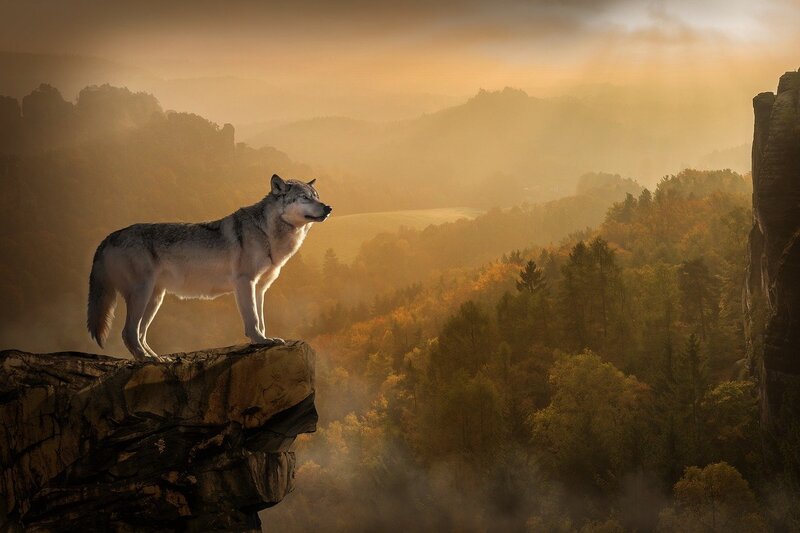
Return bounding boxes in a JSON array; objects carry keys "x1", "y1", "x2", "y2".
[{"x1": 87, "y1": 242, "x2": 117, "y2": 348}]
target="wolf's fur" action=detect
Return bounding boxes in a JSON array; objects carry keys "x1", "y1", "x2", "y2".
[{"x1": 87, "y1": 174, "x2": 331, "y2": 359}]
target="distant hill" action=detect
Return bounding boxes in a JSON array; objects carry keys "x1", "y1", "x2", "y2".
[
  {"x1": 0, "y1": 51, "x2": 461, "y2": 125},
  {"x1": 0, "y1": 51, "x2": 156, "y2": 100},
  {"x1": 695, "y1": 143, "x2": 751, "y2": 174},
  {"x1": 245, "y1": 87, "x2": 746, "y2": 210}
]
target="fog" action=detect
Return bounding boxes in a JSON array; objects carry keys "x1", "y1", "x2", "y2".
[
  {"x1": 1, "y1": 1, "x2": 797, "y2": 530},
  {"x1": 1, "y1": 0, "x2": 797, "y2": 127}
]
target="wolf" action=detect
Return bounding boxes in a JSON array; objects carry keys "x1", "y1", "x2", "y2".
[{"x1": 87, "y1": 174, "x2": 332, "y2": 360}]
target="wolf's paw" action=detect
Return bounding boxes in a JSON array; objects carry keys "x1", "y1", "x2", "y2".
[
  {"x1": 140, "y1": 353, "x2": 170, "y2": 362},
  {"x1": 255, "y1": 337, "x2": 286, "y2": 346}
]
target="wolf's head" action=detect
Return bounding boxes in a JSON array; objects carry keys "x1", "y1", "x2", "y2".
[{"x1": 270, "y1": 174, "x2": 332, "y2": 226}]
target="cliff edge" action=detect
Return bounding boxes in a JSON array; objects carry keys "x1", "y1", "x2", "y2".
[
  {"x1": 746, "y1": 69, "x2": 800, "y2": 477},
  {"x1": 0, "y1": 341, "x2": 317, "y2": 531}
]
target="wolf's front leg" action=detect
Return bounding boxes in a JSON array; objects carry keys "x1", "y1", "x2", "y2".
[
  {"x1": 256, "y1": 285, "x2": 286, "y2": 345},
  {"x1": 256, "y1": 286, "x2": 266, "y2": 337},
  {"x1": 234, "y1": 276, "x2": 268, "y2": 344}
]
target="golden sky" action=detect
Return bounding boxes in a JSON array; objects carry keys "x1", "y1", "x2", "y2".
[{"x1": 1, "y1": 0, "x2": 798, "y2": 123}]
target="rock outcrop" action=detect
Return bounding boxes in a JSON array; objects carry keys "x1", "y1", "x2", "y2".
[
  {"x1": 0, "y1": 342, "x2": 317, "y2": 532},
  {"x1": 746, "y1": 69, "x2": 800, "y2": 476}
]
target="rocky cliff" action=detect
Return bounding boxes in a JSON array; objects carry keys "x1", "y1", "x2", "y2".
[
  {"x1": 0, "y1": 342, "x2": 317, "y2": 532},
  {"x1": 746, "y1": 69, "x2": 800, "y2": 477}
]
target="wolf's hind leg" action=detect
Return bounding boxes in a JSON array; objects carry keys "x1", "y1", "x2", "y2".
[
  {"x1": 140, "y1": 288, "x2": 165, "y2": 358},
  {"x1": 122, "y1": 281, "x2": 155, "y2": 360}
]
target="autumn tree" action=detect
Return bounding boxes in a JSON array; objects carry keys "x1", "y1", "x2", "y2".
[
  {"x1": 530, "y1": 351, "x2": 650, "y2": 492},
  {"x1": 702, "y1": 381, "x2": 761, "y2": 477},
  {"x1": 657, "y1": 462, "x2": 766, "y2": 532}
]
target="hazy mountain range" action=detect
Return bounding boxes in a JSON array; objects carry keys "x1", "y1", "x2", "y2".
[
  {"x1": 245, "y1": 87, "x2": 750, "y2": 208},
  {"x1": 0, "y1": 51, "x2": 461, "y2": 124},
  {"x1": 1, "y1": 52, "x2": 751, "y2": 205},
  {"x1": 0, "y1": 49, "x2": 752, "y2": 214}
]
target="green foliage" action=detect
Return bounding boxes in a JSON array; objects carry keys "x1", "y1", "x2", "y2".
[
  {"x1": 530, "y1": 351, "x2": 650, "y2": 492},
  {"x1": 702, "y1": 381, "x2": 761, "y2": 476}
]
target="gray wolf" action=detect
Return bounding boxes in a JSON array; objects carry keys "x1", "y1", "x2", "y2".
[{"x1": 87, "y1": 174, "x2": 332, "y2": 360}]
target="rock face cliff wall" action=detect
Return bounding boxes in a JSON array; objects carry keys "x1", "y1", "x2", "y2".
[
  {"x1": 0, "y1": 342, "x2": 317, "y2": 532},
  {"x1": 746, "y1": 69, "x2": 800, "y2": 476}
]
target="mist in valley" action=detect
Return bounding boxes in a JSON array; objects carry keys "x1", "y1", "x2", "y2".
[{"x1": 2, "y1": 0, "x2": 799, "y2": 531}]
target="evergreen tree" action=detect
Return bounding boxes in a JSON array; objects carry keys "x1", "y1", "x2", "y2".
[
  {"x1": 516, "y1": 259, "x2": 548, "y2": 294},
  {"x1": 431, "y1": 300, "x2": 494, "y2": 377},
  {"x1": 561, "y1": 241, "x2": 592, "y2": 348},
  {"x1": 323, "y1": 248, "x2": 345, "y2": 284},
  {"x1": 675, "y1": 333, "x2": 709, "y2": 465},
  {"x1": 678, "y1": 258, "x2": 719, "y2": 340},
  {"x1": 560, "y1": 238, "x2": 624, "y2": 353},
  {"x1": 503, "y1": 249, "x2": 524, "y2": 265},
  {"x1": 638, "y1": 188, "x2": 652, "y2": 209}
]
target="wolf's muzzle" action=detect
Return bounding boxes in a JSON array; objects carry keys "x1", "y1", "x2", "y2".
[{"x1": 306, "y1": 204, "x2": 332, "y2": 222}]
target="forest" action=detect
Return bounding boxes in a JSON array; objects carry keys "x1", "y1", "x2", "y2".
[
  {"x1": 264, "y1": 168, "x2": 775, "y2": 531},
  {"x1": 0, "y1": 83, "x2": 790, "y2": 532}
]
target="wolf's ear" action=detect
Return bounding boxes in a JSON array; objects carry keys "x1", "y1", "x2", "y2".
[
  {"x1": 271, "y1": 174, "x2": 289, "y2": 195},
  {"x1": 307, "y1": 179, "x2": 316, "y2": 186}
]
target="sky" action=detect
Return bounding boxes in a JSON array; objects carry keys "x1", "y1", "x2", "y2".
[{"x1": 1, "y1": 0, "x2": 798, "y2": 124}]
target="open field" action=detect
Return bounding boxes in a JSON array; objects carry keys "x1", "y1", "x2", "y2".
[{"x1": 302, "y1": 207, "x2": 484, "y2": 263}]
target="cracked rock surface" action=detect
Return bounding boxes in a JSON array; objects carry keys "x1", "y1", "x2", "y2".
[{"x1": 0, "y1": 341, "x2": 317, "y2": 532}]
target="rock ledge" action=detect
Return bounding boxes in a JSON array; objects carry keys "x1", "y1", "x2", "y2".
[{"x1": 0, "y1": 341, "x2": 317, "y2": 532}]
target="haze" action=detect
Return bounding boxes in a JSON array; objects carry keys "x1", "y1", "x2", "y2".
[
  {"x1": 3, "y1": 2, "x2": 799, "y2": 530},
  {"x1": 2, "y1": 0, "x2": 798, "y2": 142}
]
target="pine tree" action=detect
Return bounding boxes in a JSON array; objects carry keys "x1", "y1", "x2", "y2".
[
  {"x1": 678, "y1": 258, "x2": 719, "y2": 340},
  {"x1": 560, "y1": 238, "x2": 624, "y2": 352},
  {"x1": 675, "y1": 333, "x2": 709, "y2": 464},
  {"x1": 516, "y1": 259, "x2": 547, "y2": 294}
]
